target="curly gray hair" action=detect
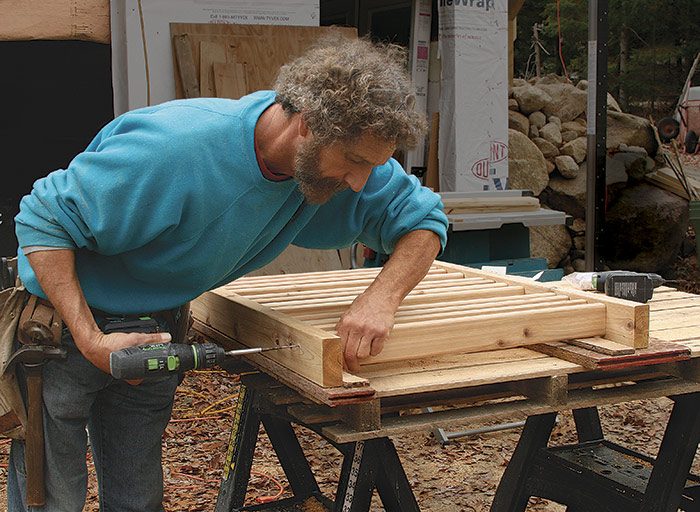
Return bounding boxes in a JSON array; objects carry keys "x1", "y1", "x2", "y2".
[{"x1": 273, "y1": 35, "x2": 427, "y2": 149}]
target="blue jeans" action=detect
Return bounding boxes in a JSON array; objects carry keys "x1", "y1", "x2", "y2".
[{"x1": 7, "y1": 320, "x2": 180, "y2": 511}]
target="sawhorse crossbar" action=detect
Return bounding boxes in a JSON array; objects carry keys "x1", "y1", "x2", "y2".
[
  {"x1": 214, "y1": 384, "x2": 420, "y2": 512},
  {"x1": 491, "y1": 392, "x2": 700, "y2": 512}
]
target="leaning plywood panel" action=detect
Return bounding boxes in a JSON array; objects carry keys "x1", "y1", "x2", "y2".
[{"x1": 171, "y1": 23, "x2": 357, "y2": 99}]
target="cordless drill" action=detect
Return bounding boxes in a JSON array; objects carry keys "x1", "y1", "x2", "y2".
[
  {"x1": 109, "y1": 342, "x2": 298, "y2": 380},
  {"x1": 592, "y1": 271, "x2": 667, "y2": 303}
]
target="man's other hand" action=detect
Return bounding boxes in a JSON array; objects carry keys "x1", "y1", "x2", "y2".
[{"x1": 335, "y1": 292, "x2": 396, "y2": 372}]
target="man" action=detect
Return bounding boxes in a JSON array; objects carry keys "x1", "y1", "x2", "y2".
[{"x1": 9, "y1": 36, "x2": 448, "y2": 510}]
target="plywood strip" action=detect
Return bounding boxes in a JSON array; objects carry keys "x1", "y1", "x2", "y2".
[
  {"x1": 199, "y1": 41, "x2": 226, "y2": 97},
  {"x1": 213, "y1": 62, "x2": 248, "y2": 99},
  {"x1": 362, "y1": 303, "x2": 606, "y2": 365},
  {"x1": 312, "y1": 299, "x2": 587, "y2": 329},
  {"x1": 266, "y1": 284, "x2": 525, "y2": 312},
  {"x1": 357, "y1": 347, "x2": 549, "y2": 380},
  {"x1": 227, "y1": 272, "x2": 466, "y2": 295},
  {"x1": 366, "y1": 355, "x2": 580, "y2": 397},
  {"x1": 290, "y1": 292, "x2": 564, "y2": 322},
  {"x1": 232, "y1": 266, "x2": 445, "y2": 285},
  {"x1": 649, "y1": 290, "x2": 698, "y2": 303},
  {"x1": 191, "y1": 290, "x2": 342, "y2": 387},
  {"x1": 244, "y1": 278, "x2": 494, "y2": 302},
  {"x1": 649, "y1": 297, "x2": 700, "y2": 312}
]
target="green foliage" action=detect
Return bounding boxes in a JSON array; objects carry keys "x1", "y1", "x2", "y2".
[{"x1": 513, "y1": 0, "x2": 700, "y2": 117}]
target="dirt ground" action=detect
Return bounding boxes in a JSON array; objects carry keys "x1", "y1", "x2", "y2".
[
  {"x1": 1, "y1": 158, "x2": 699, "y2": 510},
  {"x1": 0, "y1": 365, "x2": 698, "y2": 511}
]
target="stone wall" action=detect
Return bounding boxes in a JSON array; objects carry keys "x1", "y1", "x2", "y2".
[{"x1": 509, "y1": 74, "x2": 689, "y2": 275}]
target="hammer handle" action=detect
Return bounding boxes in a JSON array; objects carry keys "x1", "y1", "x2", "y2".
[{"x1": 24, "y1": 366, "x2": 45, "y2": 506}]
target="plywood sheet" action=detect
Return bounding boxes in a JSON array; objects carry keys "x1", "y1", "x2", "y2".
[{"x1": 170, "y1": 23, "x2": 357, "y2": 99}]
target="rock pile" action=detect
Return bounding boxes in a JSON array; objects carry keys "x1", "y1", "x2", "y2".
[{"x1": 509, "y1": 74, "x2": 689, "y2": 275}]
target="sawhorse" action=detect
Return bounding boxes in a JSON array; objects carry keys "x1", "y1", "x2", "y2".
[
  {"x1": 491, "y1": 392, "x2": 700, "y2": 511},
  {"x1": 214, "y1": 384, "x2": 420, "y2": 512}
]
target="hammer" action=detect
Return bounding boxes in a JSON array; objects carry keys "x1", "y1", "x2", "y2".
[{"x1": 5, "y1": 295, "x2": 66, "y2": 506}]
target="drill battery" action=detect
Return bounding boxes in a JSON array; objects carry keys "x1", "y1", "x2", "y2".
[{"x1": 100, "y1": 316, "x2": 160, "y2": 335}]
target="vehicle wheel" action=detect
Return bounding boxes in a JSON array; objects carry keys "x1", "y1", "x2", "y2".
[
  {"x1": 657, "y1": 117, "x2": 681, "y2": 142},
  {"x1": 686, "y1": 130, "x2": 699, "y2": 154}
]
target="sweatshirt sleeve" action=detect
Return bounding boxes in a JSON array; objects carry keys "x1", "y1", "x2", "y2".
[
  {"x1": 14, "y1": 110, "x2": 199, "y2": 255},
  {"x1": 293, "y1": 159, "x2": 448, "y2": 254}
]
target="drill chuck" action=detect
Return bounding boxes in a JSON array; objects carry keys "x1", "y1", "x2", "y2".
[{"x1": 109, "y1": 342, "x2": 225, "y2": 380}]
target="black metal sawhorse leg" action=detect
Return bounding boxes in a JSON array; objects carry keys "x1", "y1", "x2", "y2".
[
  {"x1": 215, "y1": 385, "x2": 421, "y2": 512},
  {"x1": 491, "y1": 392, "x2": 700, "y2": 512},
  {"x1": 334, "y1": 438, "x2": 420, "y2": 512}
]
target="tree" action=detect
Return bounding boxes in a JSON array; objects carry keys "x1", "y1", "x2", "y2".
[{"x1": 513, "y1": 0, "x2": 700, "y2": 118}]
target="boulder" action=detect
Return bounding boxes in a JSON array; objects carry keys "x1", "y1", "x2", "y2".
[
  {"x1": 604, "y1": 183, "x2": 689, "y2": 273},
  {"x1": 532, "y1": 137, "x2": 559, "y2": 159},
  {"x1": 512, "y1": 78, "x2": 528, "y2": 87},
  {"x1": 539, "y1": 122, "x2": 563, "y2": 146},
  {"x1": 508, "y1": 98, "x2": 520, "y2": 111},
  {"x1": 529, "y1": 125, "x2": 540, "y2": 139},
  {"x1": 560, "y1": 136, "x2": 588, "y2": 163},
  {"x1": 609, "y1": 151, "x2": 655, "y2": 180},
  {"x1": 571, "y1": 218, "x2": 586, "y2": 234},
  {"x1": 536, "y1": 83, "x2": 588, "y2": 122},
  {"x1": 576, "y1": 80, "x2": 622, "y2": 112},
  {"x1": 545, "y1": 159, "x2": 556, "y2": 174},
  {"x1": 540, "y1": 163, "x2": 587, "y2": 218},
  {"x1": 548, "y1": 116, "x2": 562, "y2": 129},
  {"x1": 572, "y1": 258, "x2": 587, "y2": 272},
  {"x1": 529, "y1": 111, "x2": 547, "y2": 129},
  {"x1": 512, "y1": 84, "x2": 553, "y2": 115},
  {"x1": 555, "y1": 155, "x2": 579, "y2": 178},
  {"x1": 562, "y1": 130, "x2": 579, "y2": 143},
  {"x1": 619, "y1": 144, "x2": 647, "y2": 155},
  {"x1": 530, "y1": 223, "x2": 573, "y2": 268},
  {"x1": 508, "y1": 110, "x2": 530, "y2": 135},
  {"x1": 537, "y1": 73, "x2": 569, "y2": 85},
  {"x1": 606, "y1": 111, "x2": 657, "y2": 155},
  {"x1": 507, "y1": 129, "x2": 549, "y2": 196},
  {"x1": 561, "y1": 121, "x2": 586, "y2": 137},
  {"x1": 605, "y1": 155, "x2": 629, "y2": 186},
  {"x1": 573, "y1": 235, "x2": 585, "y2": 251}
]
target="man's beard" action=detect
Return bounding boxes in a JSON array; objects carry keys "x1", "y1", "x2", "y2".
[{"x1": 294, "y1": 139, "x2": 348, "y2": 204}]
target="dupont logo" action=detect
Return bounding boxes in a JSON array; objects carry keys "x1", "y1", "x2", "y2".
[
  {"x1": 439, "y1": 0, "x2": 496, "y2": 11},
  {"x1": 471, "y1": 141, "x2": 508, "y2": 180}
]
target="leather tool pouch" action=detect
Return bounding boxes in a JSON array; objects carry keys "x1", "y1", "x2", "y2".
[
  {"x1": 0, "y1": 254, "x2": 64, "y2": 440},
  {"x1": 0, "y1": 285, "x2": 31, "y2": 439}
]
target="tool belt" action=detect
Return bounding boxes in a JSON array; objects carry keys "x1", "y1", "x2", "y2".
[
  {"x1": 0, "y1": 285, "x2": 31, "y2": 439},
  {"x1": 0, "y1": 257, "x2": 65, "y2": 440},
  {"x1": 92, "y1": 303, "x2": 191, "y2": 344}
]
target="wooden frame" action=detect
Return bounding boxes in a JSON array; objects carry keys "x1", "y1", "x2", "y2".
[{"x1": 191, "y1": 262, "x2": 650, "y2": 388}]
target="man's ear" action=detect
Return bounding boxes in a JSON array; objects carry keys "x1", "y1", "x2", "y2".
[{"x1": 298, "y1": 114, "x2": 310, "y2": 137}]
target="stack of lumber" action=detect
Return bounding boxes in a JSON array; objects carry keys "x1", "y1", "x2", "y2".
[
  {"x1": 441, "y1": 195, "x2": 540, "y2": 214},
  {"x1": 191, "y1": 261, "x2": 649, "y2": 388},
  {"x1": 645, "y1": 166, "x2": 700, "y2": 200},
  {"x1": 170, "y1": 23, "x2": 357, "y2": 100}
]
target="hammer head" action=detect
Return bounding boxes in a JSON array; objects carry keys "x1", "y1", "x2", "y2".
[{"x1": 2, "y1": 345, "x2": 67, "y2": 376}]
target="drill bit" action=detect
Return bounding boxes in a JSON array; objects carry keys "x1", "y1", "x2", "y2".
[{"x1": 224, "y1": 344, "x2": 300, "y2": 357}]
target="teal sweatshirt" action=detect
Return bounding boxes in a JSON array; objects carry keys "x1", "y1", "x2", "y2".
[{"x1": 15, "y1": 91, "x2": 448, "y2": 314}]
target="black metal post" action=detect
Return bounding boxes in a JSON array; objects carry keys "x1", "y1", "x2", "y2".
[{"x1": 585, "y1": 0, "x2": 609, "y2": 272}]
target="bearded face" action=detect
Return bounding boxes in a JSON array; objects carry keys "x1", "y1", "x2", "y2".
[{"x1": 294, "y1": 138, "x2": 348, "y2": 204}]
